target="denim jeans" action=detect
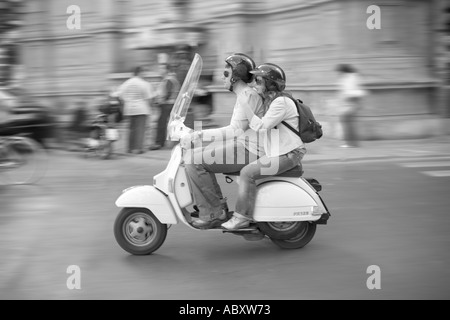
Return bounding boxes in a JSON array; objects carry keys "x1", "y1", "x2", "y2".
[
  {"x1": 184, "y1": 139, "x2": 259, "y2": 221},
  {"x1": 235, "y1": 147, "x2": 305, "y2": 218}
]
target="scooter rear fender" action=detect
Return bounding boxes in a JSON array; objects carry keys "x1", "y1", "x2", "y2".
[
  {"x1": 115, "y1": 185, "x2": 177, "y2": 224},
  {"x1": 253, "y1": 178, "x2": 327, "y2": 222}
]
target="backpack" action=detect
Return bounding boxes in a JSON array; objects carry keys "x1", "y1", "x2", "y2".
[{"x1": 281, "y1": 97, "x2": 323, "y2": 143}]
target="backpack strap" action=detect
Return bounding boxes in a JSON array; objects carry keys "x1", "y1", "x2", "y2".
[
  {"x1": 280, "y1": 97, "x2": 302, "y2": 138},
  {"x1": 281, "y1": 120, "x2": 301, "y2": 138}
]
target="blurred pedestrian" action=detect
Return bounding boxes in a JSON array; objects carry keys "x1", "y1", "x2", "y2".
[
  {"x1": 0, "y1": 88, "x2": 15, "y2": 126},
  {"x1": 116, "y1": 66, "x2": 156, "y2": 154},
  {"x1": 68, "y1": 99, "x2": 90, "y2": 150},
  {"x1": 99, "y1": 87, "x2": 124, "y2": 125},
  {"x1": 149, "y1": 63, "x2": 180, "y2": 150},
  {"x1": 335, "y1": 64, "x2": 367, "y2": 148}
]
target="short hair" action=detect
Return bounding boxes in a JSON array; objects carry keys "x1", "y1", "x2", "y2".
[
  {"x1": 336, "y1": 64, "x2": 357, "y2": 73},
  {"x1": 134, "y1": 66, "x2": 145, "y2": 76}
]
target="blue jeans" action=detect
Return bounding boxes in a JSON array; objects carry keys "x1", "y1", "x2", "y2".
[
  {"x1": 236, "y1": 148, "x2": 305, "y2": 219},
  {"x1": 184, "y1": 139, "x2": 259, "y2": 221}
]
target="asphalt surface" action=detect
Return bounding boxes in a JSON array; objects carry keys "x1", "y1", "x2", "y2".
[{"x1": 0, "y1": 136, "x2": 450, "y2": 300}]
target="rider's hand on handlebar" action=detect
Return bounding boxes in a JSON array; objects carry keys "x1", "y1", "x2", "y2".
[
  {"x1": 180, "y1": 131, "x2": 202, "y2": 150},
  {"x1": 180, "y1": 132, "x2": 193, "y2": 150}
]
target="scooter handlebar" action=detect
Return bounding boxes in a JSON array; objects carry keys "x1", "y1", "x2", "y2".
[{"x1": 168, "y1": 119, "x2": 193, "y2": 142}]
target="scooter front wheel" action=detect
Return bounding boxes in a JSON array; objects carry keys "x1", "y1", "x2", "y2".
[
  {"x1": 114, "y1": 208, "x2": 168, "y2": 255},
  {"x1": 270, "y1": 222, "x2": 316, "y2": 249}
]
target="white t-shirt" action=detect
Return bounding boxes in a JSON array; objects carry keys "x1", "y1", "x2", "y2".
[
  {"x1": 339, "y1": 73, "x2": 366, "y2": 98},
  {"x1": 203, "y1": 84, "x2": 265, "y2": 156},
  {"x1": 250, "y1": 96, "x2": 305, "y2": 158},
  {"x1": 117, "y1": 77, "x2": 156, "y2": 116}
]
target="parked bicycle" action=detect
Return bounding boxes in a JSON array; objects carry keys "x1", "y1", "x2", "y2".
[{"x1": 0, "y1": 134, "x2": 47, "y2": 185}]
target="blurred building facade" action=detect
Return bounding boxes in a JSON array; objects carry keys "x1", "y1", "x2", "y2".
[{"x1": 2, "y1": 0, "x2": 450, "y2": 139}]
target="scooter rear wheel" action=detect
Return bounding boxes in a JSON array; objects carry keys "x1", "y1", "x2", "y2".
[
  {"x1": 257, "y1": 221, "x2": 307, "y2": 240},
  {"x1": 270, "y1": 222, "x2": 316, "y2": 249},
  {"x1": 114, "y1": 208, "x2": 167, "y2": 255}
]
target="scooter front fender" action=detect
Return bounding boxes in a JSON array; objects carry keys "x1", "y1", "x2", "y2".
[{"x1": 115, "y1": 185, "x2": 177, "y2": 224}]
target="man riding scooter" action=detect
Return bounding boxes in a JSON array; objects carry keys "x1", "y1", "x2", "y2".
[
  {"x1": 181, "y1": 53, "x2": 265, "y2": 229},
  {"x1": 113, "y1": 53, "x2": 330, "y2": 255}
]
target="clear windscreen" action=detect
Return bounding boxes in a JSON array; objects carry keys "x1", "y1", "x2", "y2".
[{"x1": 167, "y1": 53, "x2": 203, "y2": 140}]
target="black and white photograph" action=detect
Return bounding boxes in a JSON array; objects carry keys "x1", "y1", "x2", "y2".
[{"x1": 0, "y1": 0, "x2": 449, "y2": 304}]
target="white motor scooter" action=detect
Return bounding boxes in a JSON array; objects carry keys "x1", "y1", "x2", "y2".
[{"x1": 113, "y1": 54, "x2": 330, "y2": 255}]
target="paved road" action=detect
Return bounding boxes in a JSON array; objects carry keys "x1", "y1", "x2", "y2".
[{"x1": 1, "y1": 148, "x2": 450, "y2": 300}]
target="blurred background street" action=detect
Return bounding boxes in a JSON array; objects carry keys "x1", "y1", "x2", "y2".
[
  {"x1": 1, "y1": 0, "x2": 450, "y2": 300},
  {"x1": 0, "y1": 0, "x2": 449, "y2": 142}
]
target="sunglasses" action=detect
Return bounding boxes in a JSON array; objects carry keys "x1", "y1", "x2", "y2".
[{"x1": 223, "y1": 70, "x2": 230, "y2": 78}]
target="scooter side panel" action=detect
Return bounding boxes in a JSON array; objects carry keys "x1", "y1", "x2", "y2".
[
  {"x1": 151, "y1": 145, "x2": 193, "y2": 224},
  {"x1": 253, "y1": 181, "x2": 321, "y2": 222},
  {"x1": 115, "y1": 185, "x2": 177, "y2": 224},
  {"x1": 174, "y1": 166, "x2": 193, "y2": 208}
]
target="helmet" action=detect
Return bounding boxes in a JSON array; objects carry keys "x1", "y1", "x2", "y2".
[
  {"x1": 250, "y1": 63, "x2": 286, "y2": 91},
  {"x1": 225, "y1": 53, "x2": 256, "y2": 84}
]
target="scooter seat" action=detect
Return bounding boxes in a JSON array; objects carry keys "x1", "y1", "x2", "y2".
[{"x1": 224, "y1": 165, "x2": 304, "y2": 178}]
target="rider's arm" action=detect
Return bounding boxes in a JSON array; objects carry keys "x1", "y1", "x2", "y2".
[
  {"x1": 202, "y1": 89, "x2": 262, "y2": 139},
  {"x1": 246, "y1": 97, "x2": 287, "y2": 131}
]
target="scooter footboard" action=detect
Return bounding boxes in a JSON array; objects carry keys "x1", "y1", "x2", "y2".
[
  {"x1": 253, "y1": 181, "x2": 323, "y2": 222},
  {"x1": 115, "y1": 185, "x2": 177, "y2": 224}
]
